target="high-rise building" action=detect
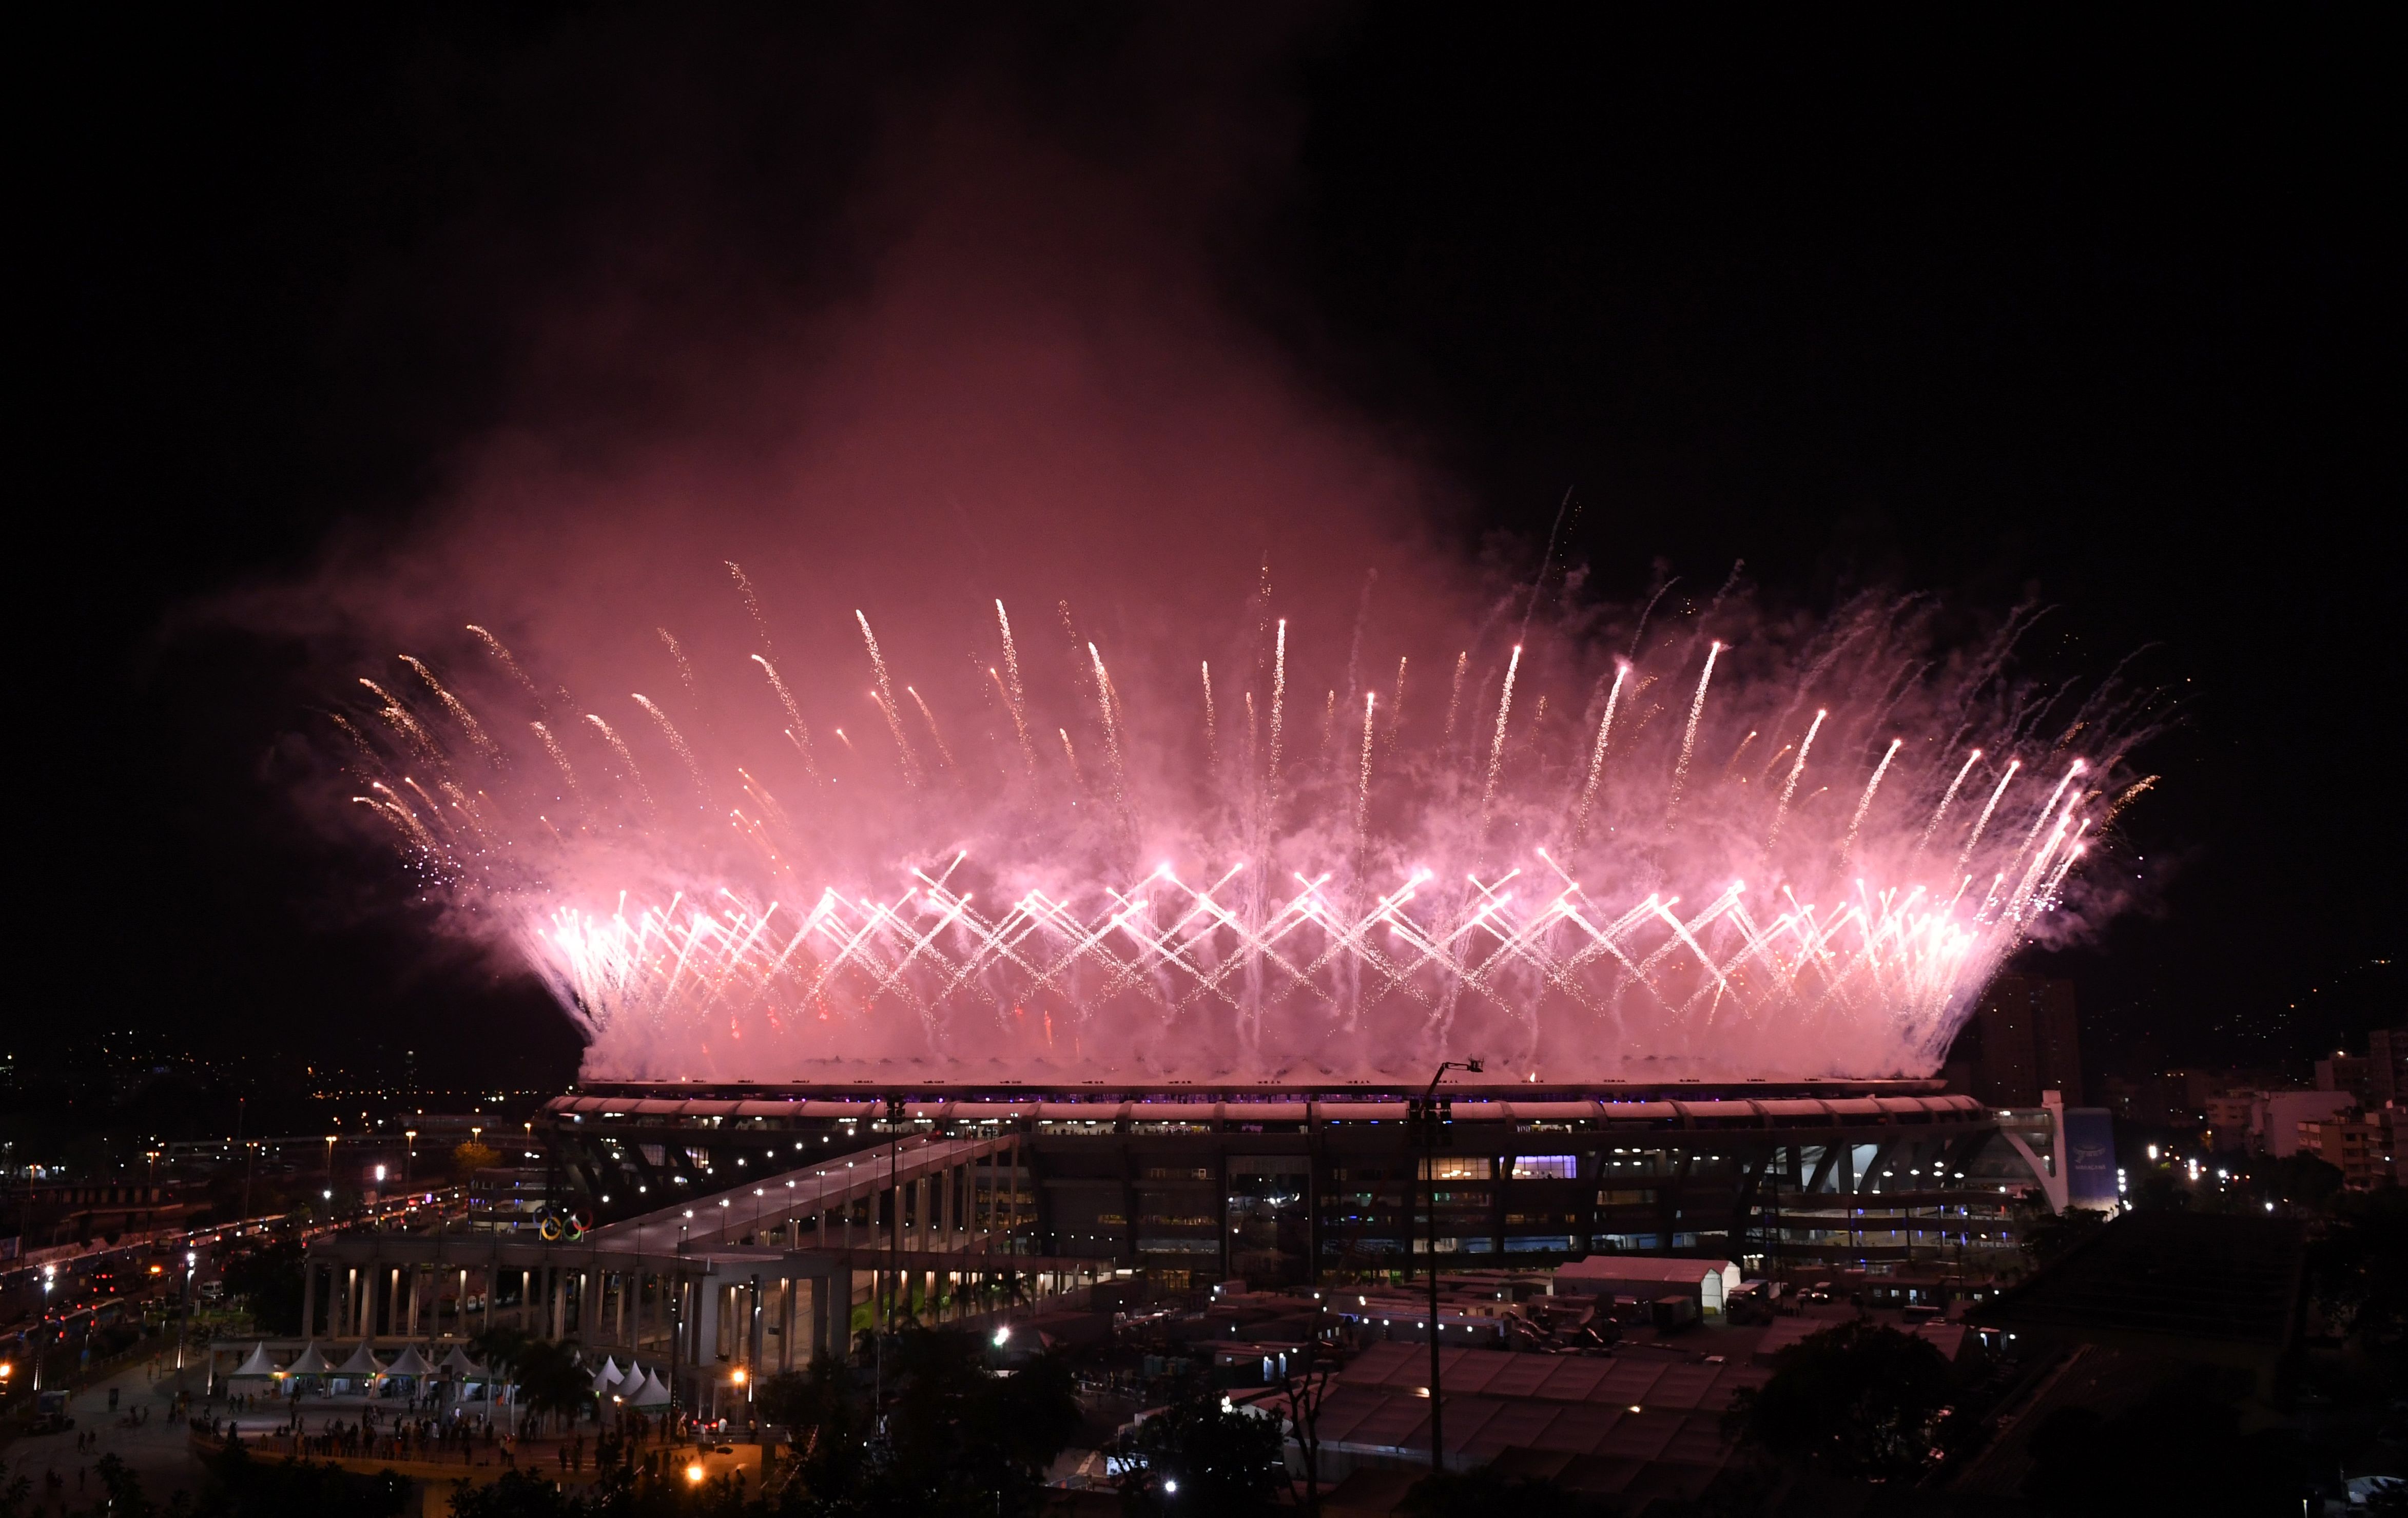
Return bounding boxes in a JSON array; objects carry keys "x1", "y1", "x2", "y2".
[
  {"x1": 2316, "y1": 1053, "x2": 2372, "y2": 1105},
  {"x1": 1960, "y1": 974, "x2": 2083, "y2": 1107},
  {"x1": 2369, "y1": 1028, "x2": 2408, "y2": 1106}
]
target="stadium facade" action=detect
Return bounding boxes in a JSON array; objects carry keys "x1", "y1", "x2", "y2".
[{"x1": 540, "y1": 1079, "x2": 2064, "y2": 1286}]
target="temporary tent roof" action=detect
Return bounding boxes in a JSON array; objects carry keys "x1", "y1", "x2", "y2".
[
  {"x1": 625, "y1": 1368, "x2": 672, "y2": 1407},
  {"x1": 229, "y1": 1342, "x2": 280, "y2": 1378},
  {"x1": 284, "y1": 1342, "x2": 337, "y2": 1376},
  {"x1": 436, "y1": 1343, "x2": 484, "y2": 1378},
  {"x1": 1553, "y1": 1256, "x2": 1745, "y2": 1311},
  {"x1": 336, "y1": 1341, "x2": 386, "y2": 1377},
  {"x1": 384, "y1": 1343, "x2": 437, "y2": 1378},
  {"x1": 591, "y1": 1357, "x2": 624, "y2": 1396}
]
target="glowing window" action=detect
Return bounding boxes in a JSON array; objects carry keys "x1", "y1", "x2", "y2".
[{"x1": 1512, "y1": 1155, "x2": 1577, "y2": 1180}]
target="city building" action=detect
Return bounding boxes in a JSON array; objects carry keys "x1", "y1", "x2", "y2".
[
  {"x1": 2372, "y1": 1029, "x2": 2408, "y2": 1106},
  {"x1": 2299, "y1": 1115, "x2": 2388, "y2": 1191},
  {"x1": 1952, "y1": 974, "x2": 2084, "y2": 1107},
  {"x1": 2317, "y1": 1053, "x2": 2374, "y2": 1107},
  {"x1": 2257, "y1": 1091, "x2": 2359, "y2": 1158}
]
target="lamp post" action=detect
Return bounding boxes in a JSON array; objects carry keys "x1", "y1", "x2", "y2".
[
  {"x1": 1413, "y1": 1058, "x2": 1482, "y2": 1480},
  {"x1": 177, "y1": 1249, "x2": 197, "y2": 1372},
  {"x1": 33, "y1": 1266, "x2": 55, "y2": 1392}
]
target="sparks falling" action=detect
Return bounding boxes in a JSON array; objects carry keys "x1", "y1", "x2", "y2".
[{"x1": 329, "y1": 579, "x2": 2153, "y2": 1083}]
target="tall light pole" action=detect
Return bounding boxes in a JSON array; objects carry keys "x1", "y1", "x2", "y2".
[
  {"x1": 1412, "y1": 1058, "x2": 1481, "y2": 1480},
  {"x1": 33, "y1": 1266, "x2": 55, "y2": 1392},
  {"x1": 177, "y1": 1249, "x2": 196, "y2": 1372},
  {"x1": 236, "y1": 1097, "x2": 253, "y2": 1230}
]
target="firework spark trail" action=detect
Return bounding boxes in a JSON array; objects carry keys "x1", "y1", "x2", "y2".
[
  {"x1": 399, "y1": 656, "x2": 498, "y2": 759},
  {"x1": 2010, "y1": 761, "x2": 2087, "y2": 875},
  {"x1": 905, "y1": 687, "x2": 960, "y2": 778},
  {"x1": 466, "y1": 625, "x2": 545, "y2": 711},
  {"x1": 657, "y1": 628, "x2": 702, "y2": 701},
  {"x1": 855, "y1": 611, "x2": 920, "y2": 786},
  {"x1": 530, "y1": 721, "x2": 581, "y2": 800},
  {"x1": 1767, "y1": 709, "x2": 1828, "y2": 847},
  {"x1": 995, "y1": 600, "x2": 1039, "y2": 777},
  {"x1": 1478, "y1": 645, "x2": 1527, "y2": 826},
  {"x1": 2041, "y1": 823, "x2": 2090, "y2": 905},
  {"x1": 1443, "y1": 652, "x2": 1468, "y2": 742},
  {"x1": 1388, "y1": 657, "x2": 1408, "y2": 745},
  {"x1": 584, "y1": 713, "x2": 654, "y2": 811},
  {"x1": 1664, "y1": 640, "x2": 1722, "y2": 825},
  {"x1": 631, "y1": 694, "x2": 709, "y2": 803},
  {"x1": 1320, "y1": 689, "x2": 1337, "y2": 754},
  {"x1": 1573, "y1": 663, "x2": 1630, "y2": 844},
  {"x1": 749, "y1": 655, "x2": 818, "y2": 779},
  {"x1": 1355, "y1": 691, "x2": 1377, "y2": 850},
  {"x1": 1842, "y1": 737, "x2": 1905, "y2": 858},
  {"x1": 1959, "y1": 758, "x2": 2021, "y2": 863},
  {"x1": 727, "y1": 561, "x2": 775, "y2": 654},
  {"x1": 360, "y1": 680, "x2": 444, "y2": 766},
  {"x1": 1086, "y1": 643, "x2": 1135, "y2": 837},
  {"x1": 325, "y1": 712, "x2": 383, "y2": 769},
  {"x1": 1920, "y1": 748, "x2": 1983, "y2": 851},
  {"x1": 1058, "y1": 728, "x2": 1086, "y2": 792},
  {"x1": 1723, "y1": 729, "x2": 1759, "y2": 777},
  {"x1": 1267, "y1": 618, "x2": 1288, "y2": 789},
  {"x1": 1200, "y1": 661, "x2": 1217, "y2": 768}
]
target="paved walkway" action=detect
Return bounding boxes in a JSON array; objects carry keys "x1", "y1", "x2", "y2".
[{"x1": 2, "y1": 1353, "x2": 203, "y2": 1509}]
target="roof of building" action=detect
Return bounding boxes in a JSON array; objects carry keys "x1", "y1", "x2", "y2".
[
  {"x1": 1287, "y1": 1340, "x2": 1768, "y2": 1492},
  {"x1": 1555, "y1": 1256, "x2": 1737, "y2": 1287},
  {"x1": 1971, "y1": 1209, "x2": 2304, "y2": 1354}
]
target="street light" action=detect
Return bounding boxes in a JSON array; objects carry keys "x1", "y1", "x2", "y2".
[
  {"x1": 177, "y1": 1250, "x2": 197, "y2": 1371},
  {"x1": 1414, "y1": 1057, "x2": 1482, "y2": 1479}
]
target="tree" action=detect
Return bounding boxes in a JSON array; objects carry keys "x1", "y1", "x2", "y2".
[
  {"x1": 1401, "y1": 1465, "x2": 1611, "y2": 1518},
  {"x1": 2023, "y1": 1384, "x2": 2304, "y2": 1515},
  {"x1": 445, "y1": 1467, "x2": 580, "y2": 1518},
  {"x1": 471, "y1": 1325, "x2": 535, "y2": 1381},
  {"x1": 1724, "y1": 1318, "x2": 1951, "y2": 1481},
  {"x1": 2017, "y1": 1202, "x2": 2108, "y2": 1269},
  {"x1": 453, "y1": 1140, "x2": 502, "y2": 1181},
  {"x1": 512, "y1": 1338, "x2": 595, "y2": 1434},
  {"x1": 1116, "y1": 1382, "x2": 1288, "y2": 1517},
  {"x1": 2262, "y1": 1152, "x2": 2345, "y2": 1210},
  {"x1": 759, "y1": 1352, "x2": 871, "y2": 1502},
  {"x1": 873, "y1": 1328, "x2": 1081, "y2": 1516},
  {"x1": 1276, "y1": 1346, "x2": 1338, "y2": 1512},
  {"x1": 220, "y1": 1238, "x2": 306, "y2": 1336},
  {"x1": 189, "y1": 1437, "x2": 412, "y2": 1516}
]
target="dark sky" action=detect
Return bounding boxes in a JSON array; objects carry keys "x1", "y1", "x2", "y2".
[{"x1": 21, "y1": 8, "x2": 2400, "y2": 1091}]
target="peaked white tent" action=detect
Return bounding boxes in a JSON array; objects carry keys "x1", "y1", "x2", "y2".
[
  {"x1": 384, "y1": 1343, "x2": 437, "y2": 1378},
  {"x1": 336, "y1": 1341, "x2": 385, "y2": 1378},
  {"x1": 436, "y1": 1343, "x2": 485, "y2": 1379},
  {"x1": 229, "y1": 1342, "x2": 280, "y2": 1379},
  {"x1": 590, "y1": 1357, "x2": 624, "y2": 1397},
  {"x1": 284, "y1": 1342, "x2": 337, "y2": 1377},
  {"x1": 625, "y1": 1368, "x2": 671, "y2": 1407}
]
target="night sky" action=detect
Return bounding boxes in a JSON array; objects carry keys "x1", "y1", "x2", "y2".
[{"x1": 20, "y1": 9, "x2": 2399, "y2": 1098}]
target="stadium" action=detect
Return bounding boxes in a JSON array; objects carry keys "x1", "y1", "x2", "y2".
[{"x1": 536, "y1": 1077, "x2": 2065, "y2": 1287}]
